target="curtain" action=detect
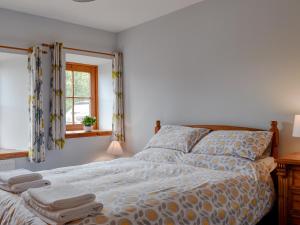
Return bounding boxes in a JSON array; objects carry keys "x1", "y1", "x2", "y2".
[
  {"x1": 112, "y1": 52, "x2": 125, "y2": 142},
  {"x1": 28, "y1": 46, "x2": 45, "y2": 163},
  {"x1": 48, "y1": 43, "x2": 66, "y2": 150}
]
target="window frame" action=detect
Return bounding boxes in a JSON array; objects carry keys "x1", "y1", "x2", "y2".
[{"x1": 65, "y1": 62, "x2": 98, "y2": 131}]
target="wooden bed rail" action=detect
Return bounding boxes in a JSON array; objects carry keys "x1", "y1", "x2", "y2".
[
  {"x1": 269, "y1": 121, "x2": 279, "y2": 159},
  {"x1": 154, "y1": 120, "x2": 279, "y2": 159}
]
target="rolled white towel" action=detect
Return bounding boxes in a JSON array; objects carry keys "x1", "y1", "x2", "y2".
[
  {"x1": 0, "y1": 169, "x2": 42, "y2": 186},
  {"x1": 22, "y1": 192, "x2": 102, "y2": 224},
  {"x1": 0, "y1": 179, "x2": 51, "y2": 193},
  {"x1": 28, "y1": 184, "x2": 96, "y2": 210}
]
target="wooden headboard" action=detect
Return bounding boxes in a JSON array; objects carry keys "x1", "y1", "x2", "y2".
[{"x1": 154, "y1": 120, "x2": 279, "y2": 159}]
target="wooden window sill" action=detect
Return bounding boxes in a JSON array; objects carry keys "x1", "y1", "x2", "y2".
[
  {"x1": 0, "y1": 149, "x2": 28, "y2": 160},
  {"x1": 65, "y1": 130, "x2": 112, "y2": 139}
]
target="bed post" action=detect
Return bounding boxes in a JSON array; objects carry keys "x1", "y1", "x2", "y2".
[
  {"x1": 155, "y1": 120, "x2": 161, "y2": 134},
  {"x1": 269, "y1": 121, "x2": 279, "y2": 159}
]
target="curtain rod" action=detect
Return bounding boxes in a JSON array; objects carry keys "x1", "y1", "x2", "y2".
[
  {"x1": 0, "y1": 44, "x2": 47, "y2": 54},
  {"x1": 42, "y1": 43, "x2": 114, "y2": 57}
]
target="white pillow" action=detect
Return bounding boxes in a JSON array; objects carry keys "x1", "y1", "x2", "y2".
[
  {"x1": 144, "y1": 125, "x2": 210, "y2": 153},
  {"x1": 192, "y1": 130, "x2": 273, "y2": 160}
]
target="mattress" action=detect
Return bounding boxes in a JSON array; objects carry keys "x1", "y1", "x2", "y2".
[{"x1": 0, "y1": 148, "x2": 275, "y2": 225}]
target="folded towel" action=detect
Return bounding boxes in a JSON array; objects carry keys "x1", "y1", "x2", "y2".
[
  {"x1": 0, "y1": 169, "x2": 42, "y2": 186},
  {"x1": 22, "y1": 192, "x2": 102, "y2": 224},
  {"x1": 0, "y1": 179, "x2": 51, "y2": 193},
  {"x1": 28, "y1": 184, "x2": 96, "y2": 210}
]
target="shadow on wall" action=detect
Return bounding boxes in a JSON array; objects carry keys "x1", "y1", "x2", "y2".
[{"x1": 280, "y1": 121, "x2": 300, "y2": 155}]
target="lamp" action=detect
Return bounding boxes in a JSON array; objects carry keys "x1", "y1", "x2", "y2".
[
  {"x1": 293, "y1": 115, "x2": 300, "y2": 137},
  {"x1": 106, "y1": 141, "x2": 123, "y2": 156}
]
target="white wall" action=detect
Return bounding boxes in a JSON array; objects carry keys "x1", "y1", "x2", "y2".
[
  {"x1": 0, "y1": 8, "x2": 117, "y2": 170},
  {"x1": 118, "y1": 0, "x2": 300, "y2": 155},
  {"x1": 0, "y1": 8, "x2": 116, "y2": 53},
  {"x1": 99, "y1": 63, "x2": 113, "y2": 130},
  {"x1": 0, "y1": 53, "x2": 28, "y2": 150}
]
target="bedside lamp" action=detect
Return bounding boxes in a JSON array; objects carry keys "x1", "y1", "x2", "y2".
[
  {"x1": 106, "y1": 141, "x2": 123, "y2": 156},
  {"x1": 293, "y1": 115, "x2": 300, "y2": 137}
]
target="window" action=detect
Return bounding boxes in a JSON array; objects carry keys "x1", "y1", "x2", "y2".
[
  {"x1": 66, "y1": 62, "x2": 98, "y2": 131},
  {"x1": 0, "y1": 52, "x2": 29, "y2": 158}
]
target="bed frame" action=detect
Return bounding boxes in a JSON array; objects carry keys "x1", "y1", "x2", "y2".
[
  {"x1": 154, "y1": 120, "x2": 279, "y2": 224},
  {"x1": 154, "y1": 120, "x2": 279, "y2": 159}
]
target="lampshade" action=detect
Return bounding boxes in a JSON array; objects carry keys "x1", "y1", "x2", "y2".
[
  {"x1": 106, "y1": 141, "x2": 123, "y2": 156},
  {"x1": 293, "y1": 115, "x2": 300, "y2": 137}
]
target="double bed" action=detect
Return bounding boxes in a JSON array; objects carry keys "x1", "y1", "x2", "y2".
[{"x1": 0, "y1": 120, "x2": 279, "y2": 225}]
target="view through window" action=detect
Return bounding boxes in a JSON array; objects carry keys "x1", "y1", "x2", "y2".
[{"x1": 66, "y1": 62, "x2": 98, "y2": 131}]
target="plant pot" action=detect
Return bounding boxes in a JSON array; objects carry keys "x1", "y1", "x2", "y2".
[{"x1": 83, "y1": 126, "x2": 93, "y2": 132}]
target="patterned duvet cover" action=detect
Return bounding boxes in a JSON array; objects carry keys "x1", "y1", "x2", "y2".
[{"x1": 0, "y1": 148, "x2": 275, "y2": 225}]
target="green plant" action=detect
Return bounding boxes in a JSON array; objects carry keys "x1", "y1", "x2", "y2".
[{"x1": 82, "y1": 116, "x2": 96, "y2": 127}]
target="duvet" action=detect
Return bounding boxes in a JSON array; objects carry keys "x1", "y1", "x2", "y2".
[{"x1": 0, "y1": 148, "x2": 275, "y2": 225}]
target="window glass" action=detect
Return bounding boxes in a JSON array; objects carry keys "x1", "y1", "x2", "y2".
[
  {"x1": 65, "y1": 63, "x2": 97, "y2": 130},
  {"x1": 74, "y1": 71, "x2": 90, "y2": 97},
  {"x1": 66, "y1": 98, "x2": 73, "y2": 124},
  {"x1": 66, "y1": 70, "x2": 73, "y2": 97},
  {"x1": 74, "y1": 98, "x2": 91, "y2": 123}
]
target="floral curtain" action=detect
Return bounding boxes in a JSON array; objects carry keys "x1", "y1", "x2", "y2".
[
  {"x1": 28, "y1": 46, "x2": 45, "y2": 163},
  {"x1": 112, "y1": 52, "x2": 125, "y2": 142},
  {"x1": 48, "y1": 43, "x2": 66, "y2": 150}
]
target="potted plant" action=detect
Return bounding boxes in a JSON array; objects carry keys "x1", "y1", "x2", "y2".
[{"x1": 82, "y1": 116, "x2": 96, "y2": 132}]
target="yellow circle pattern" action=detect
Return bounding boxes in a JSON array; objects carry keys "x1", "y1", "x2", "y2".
[
  {"x1": 167, "y1": 202, "x2": 179, "y2": 213},
  {"x1": 145, "y1": 209, "x2": 158, "y2": 221}
]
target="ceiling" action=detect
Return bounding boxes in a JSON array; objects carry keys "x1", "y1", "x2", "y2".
[{"x1": 0, "y1": 0, "x2": 203, "y2": 32}]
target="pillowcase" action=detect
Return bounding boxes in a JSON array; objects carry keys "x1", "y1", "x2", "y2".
[
  {"x1": 144, "y1": 125, "x2": 210, "y2": 153},
  {"x1": 191, "y1": 130, "x2": 273, "y2": 160},
  {"x1": 257, "y1": 143, "x2": 272, "y2": 159}
]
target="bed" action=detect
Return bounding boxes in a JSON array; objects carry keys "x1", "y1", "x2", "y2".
[{"x1": 0, "y1": 120, "x2": 279, "y2": 225}]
